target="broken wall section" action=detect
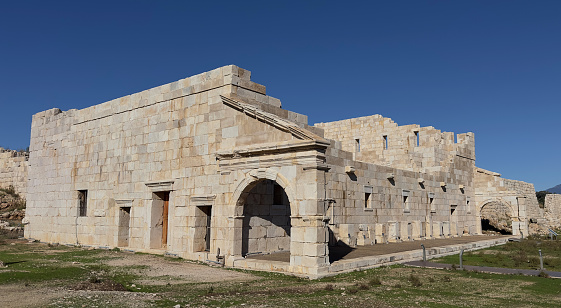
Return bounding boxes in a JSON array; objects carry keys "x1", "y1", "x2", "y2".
[
  {"x1": 544, "y1": 194, "x2": 561, "y2": 229},
  {"x1": 503, "y1": 178, "x2": 542, "y2": 224},
  {"x1": 474, "y1": 167, "x2": 543, "y2": 235},
  {"x1": 0, "y1": 148, "x2": 29, "y2": 199},
  {"x1": 314, "y1": 115, "x2": 475, "y2": 183}
]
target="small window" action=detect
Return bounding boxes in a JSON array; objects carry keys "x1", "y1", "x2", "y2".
[
  {"x1": 403, "y1": 190, "x2": 410, "y2": 212},
  {"x1": 414, "y1": 131, "x2": 419, "y2": 147},
  {"x1": 355, "y1": 138, "x2": 361, "y2": 152},
  {"x1": 429, "y1": 192, "x2": 435, "y2": 213},
  {"x1": 364, "y1": 186, "x2": 373, "y2": 209},
  {"x1": 383, "y1": 135, "x2": 388, "y2": 149},
  {"x1": 78, "y1": 190, "x2": 88, "y2": 217}
]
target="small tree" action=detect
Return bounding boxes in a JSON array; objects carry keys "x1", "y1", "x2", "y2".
[{"x1": 536, "y1": 191, "x2": 552, "y2": 208}]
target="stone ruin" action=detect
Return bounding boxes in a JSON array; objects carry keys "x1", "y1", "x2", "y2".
[
  {"x1": 0, "y1": 148, "x2": 28, "y2": 199},
  {"x1": 0, "y1": 148, "x2": 28, "y2": 234},
  {"x1": 0, "y1": 65, "x2": 556, "y2": 277}
]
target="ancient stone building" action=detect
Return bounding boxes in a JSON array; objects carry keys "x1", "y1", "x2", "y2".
[{"x1": 20, "y1": 65, "x2": 549, "y2": 277}]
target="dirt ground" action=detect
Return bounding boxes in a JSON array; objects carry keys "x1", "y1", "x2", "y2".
[
  {"x1": 1, "y1": 237, "x2": 559, "y2": 308},
  {"x1": 0, "y1": 239, "x2": 258, "y2": 308},
  {"x1": 104, "y1": 252, "x2": 257, "y2": 285}
]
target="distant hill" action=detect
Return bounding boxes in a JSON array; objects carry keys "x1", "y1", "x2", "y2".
[{"x1": 546, "y1": 184, "x2": 561, "y2": 194}]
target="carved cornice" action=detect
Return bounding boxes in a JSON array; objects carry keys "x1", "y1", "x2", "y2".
[
  {"x1": 220, "y1": 95, "x2": 328, "y2": 142},
  {"x1": 215, "y1": 139, "x2": 329, "y2": 161}
]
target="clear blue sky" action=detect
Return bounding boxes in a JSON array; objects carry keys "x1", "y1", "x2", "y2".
[{"x1": 0, "y1": 1, "x2": 559, "y2": 191}]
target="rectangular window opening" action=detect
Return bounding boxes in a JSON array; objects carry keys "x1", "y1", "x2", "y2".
[
  {"x1": 429, "y1": 192, "x2": 435, "y2": 213},
  {"x1": 355, "y1": 138, "x2": 361, "y2": 152},
  {"x1": 364, "y1": 186, "x2": 373, "y2": 209},
  {"x1": 383, "y1": 135, "x2": 388, "y2": 149},
  {"x1": 450, "y1": 205, "x2": 457, "y2": 216},
  {"x1": 414, "y1": 131, "x2": 419, "y2": 147},
  {"x1": 402, "y1": 190, "x2": 410, "y2": 212},
  {"x1": 78, "y1": 190, "x2": 88, "y2": 217}
]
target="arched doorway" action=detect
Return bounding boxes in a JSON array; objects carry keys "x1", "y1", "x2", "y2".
[
  {"x1": 239, "y1": 179, "x2": 291, "y2": 257},
  {"x1": 480, "y1": 201, "x2": 513, "y2": 235}
]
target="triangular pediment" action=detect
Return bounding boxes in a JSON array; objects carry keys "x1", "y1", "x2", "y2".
[{"x1": 220, "y1": 95, "x2": 327, "y2": 143}]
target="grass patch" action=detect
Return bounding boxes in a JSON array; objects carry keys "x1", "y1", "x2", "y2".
[
  {"x1": 1, "y1": 239, "x2": 561, "y2": 308},
  {"x1": 433, "y1": 239, "x2": 561, "y2": 271}
]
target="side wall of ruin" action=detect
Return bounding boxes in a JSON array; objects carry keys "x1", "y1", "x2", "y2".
[
  {"x1": 323, "y1": 139, "x2": 478, "y2": 246},
  {"x1": 544, "y1": 194, "x2": 561, "y2": 228},
  {"x1": 0, "y1": 148, "x2": 29, "y2": 198}
]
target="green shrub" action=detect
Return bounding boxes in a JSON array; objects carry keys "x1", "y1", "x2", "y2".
[
  {"x1": 369, "y1": 277, "x2": 382, "y2": 286},
  {"x1": 408, "y1": 274, "x2": 422, "y2": 287}
]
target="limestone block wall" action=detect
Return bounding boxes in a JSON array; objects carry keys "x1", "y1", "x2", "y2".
[
  {"x1": 544, "y1": 194, "x2": 561, "y2": 228},
  {"x1": 0, "y1": 148, "x2": 29, "y2": 198},
  {"x1": 314, "y1": 115, "x2": 475, "y2": 186},
  {"x1": 323, "y1": 139, "x2": 478, "y2": 247},
  {"x1": 25, "y1": 65, "x2": 332, "y2": 276}
]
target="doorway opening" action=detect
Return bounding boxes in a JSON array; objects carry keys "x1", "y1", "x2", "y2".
[
  {"x1": 480, "y1": 201, "x2": 513, "y2": 235},
  {"x1": 118, "y1": 206, "x2": 131, "y2": 247},
  {"x1": 194, "y1": 206, "x2": 212, "y2": 252},
  {"x1": 241, "y1": 180, "x2": 291, "y2": 257},
  {"x1": 150, "y1": 191, "x2": 170, "y2": 249}
]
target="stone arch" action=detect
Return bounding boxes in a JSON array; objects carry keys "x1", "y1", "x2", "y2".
[
  {"x1": 230, "y1": 168, "x2": 297, "y2": 258},
  {"x1": 231, "y1": 168, "x2": 297, "y2": 217},
  {"x1": 479, "y1": 199, "x2": 515, "y2": 234}
]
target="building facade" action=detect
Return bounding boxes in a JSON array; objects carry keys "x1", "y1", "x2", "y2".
[{"x1": 22, "y1": 65, "x2": 546, "y2": 277}]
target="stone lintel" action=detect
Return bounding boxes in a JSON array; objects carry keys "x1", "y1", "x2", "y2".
[
  {"x1": 145, "y1": 180, "x2": 175, "y2": 192},
  {"x1": 115, "y1": 199, "x2": 133, "y2": 207},
  {"x1": 190, "y1": 195, "x2": 216, "y2": 206}
]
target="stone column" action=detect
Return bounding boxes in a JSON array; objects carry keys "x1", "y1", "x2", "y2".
[{"x1": 290, "y1": 213, "x2": 330, "y2": 277}]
